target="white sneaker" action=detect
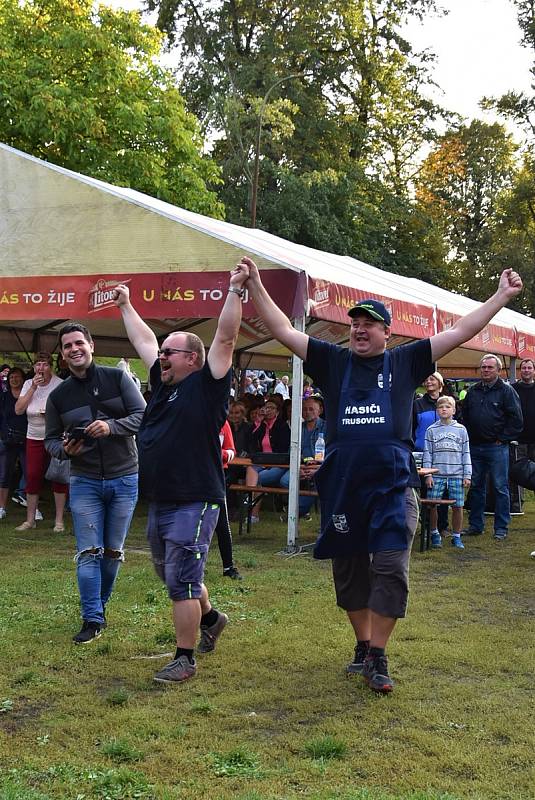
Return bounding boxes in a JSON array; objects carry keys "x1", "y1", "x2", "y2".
[
  {"x1": 0, "y1": 508, "x2": 6, "y2": 519},
  {"x1": 35, "y1": 509, "x2": 43, "y2": 521}
]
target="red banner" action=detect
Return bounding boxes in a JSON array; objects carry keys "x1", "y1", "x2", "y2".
[
  {"x1": 516, "y1": 331, "x2": 535, "y2": 359},
  {"x1": 307, "y1": 278, "x2": 435, "y2": 339},
  {"x1": 436, "y1": 310, "x2": 516, "y2": 355},
  {"x1": 0, "y1": 271, "x2": 301, "y2": 321}
]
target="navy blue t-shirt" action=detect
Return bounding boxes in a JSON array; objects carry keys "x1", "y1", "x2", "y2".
[
  {"x1": 137, "y1": 360, "x2": 231, "y2": 504},
  {"x1": 305, "y1": 337, "x2": 433, "y2": 451}
]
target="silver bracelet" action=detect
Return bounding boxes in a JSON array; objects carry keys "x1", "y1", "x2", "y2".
[{"x1": 228, "y1": 286, "x2": 245, "y2": 299}]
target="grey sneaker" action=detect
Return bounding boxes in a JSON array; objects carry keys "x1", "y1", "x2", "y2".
[
  {"x1": 362, "y1": 652, "x2": 394, "y2": 693},
  {"x1": 154, "y1": 655, "x2": 196, "y2": 684},
  {"x1": 346, "y1": 641, "x2": 369, "y2": 676},
  {"x1": 197, "y1": 612, "x2": 228, "y2": 654},
  {"x1": 494, "y1": 530, "x2": 508, "y2": 541}
]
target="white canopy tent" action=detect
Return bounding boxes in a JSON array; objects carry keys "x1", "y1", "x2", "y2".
[{"x1": 2, "y1": 142, "x2": 535, "y2": 549}]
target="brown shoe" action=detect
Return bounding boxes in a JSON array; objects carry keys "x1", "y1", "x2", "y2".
[{"x1": 198, "y1": 612, "x2": 229, "y2": 654}]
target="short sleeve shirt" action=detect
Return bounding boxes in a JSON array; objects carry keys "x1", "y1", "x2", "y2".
[
  {"x1": 137, "y1": 360, "x2": 231, "y2": 504},
  {"x1": 304, "y1": 337, "x2": 433, "y2": 450}
]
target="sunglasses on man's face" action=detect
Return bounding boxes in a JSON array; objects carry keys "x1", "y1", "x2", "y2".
[{"x1": 157, "y1": 348, "x2": 194, "y2": 358}]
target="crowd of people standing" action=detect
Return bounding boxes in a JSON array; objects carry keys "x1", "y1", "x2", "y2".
[{"x1": 0, "y1": 258, "x2": 531, "y2": 694}]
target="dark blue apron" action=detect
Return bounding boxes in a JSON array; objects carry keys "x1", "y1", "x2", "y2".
[{"x1": 313, "y1": 350, "x2": 412, "y2": 559}]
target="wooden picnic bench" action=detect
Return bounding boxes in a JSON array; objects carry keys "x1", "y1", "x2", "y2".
[{"x1": 228, "y1": 483, "x2": 318, "y2": 536}]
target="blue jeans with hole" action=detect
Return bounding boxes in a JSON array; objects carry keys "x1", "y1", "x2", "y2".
[
  {"x1": 70, "y1": 474, "x2": 138, "y2": 624},
  {"x1": 468, "y1": 443, "x2": 510, "y2": 534}
]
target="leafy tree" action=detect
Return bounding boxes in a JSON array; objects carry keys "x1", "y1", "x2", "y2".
[
  {"x1": 415, "y1": 120, "x2": 517, "y2": 299},
  {"x1": 147, "y1": 0, "x2": 446, "y2": 234},
  {"x1": 0, "y1": 0, "x2": 223, "y2": 216},
  {"x1": 482, "y1": 1, "x2": 535, "y2": 141},
  {"x1": 489, "y1": 156, "x2": 535, "y2": 314}
]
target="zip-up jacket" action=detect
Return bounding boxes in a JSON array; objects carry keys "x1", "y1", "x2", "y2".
[
  {"x1": 512, "y1": 380, "x2": 535, "y2": 443},
  {"x1": 250, "y1": 416, "x2": 290, "y2": 455},
  {"x1": 413, "y1": 393, "x2": 440, "y2": 451},
  {"x1": 45, "y1": 364, "x2": 145, "y2": 479},
  {"x1": 463, "y1": 378, "x2": 523, "y2": 445}
]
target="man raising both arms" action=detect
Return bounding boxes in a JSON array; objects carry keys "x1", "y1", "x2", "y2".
[
  {"x1": 242, "y1": 257, "x2": 522, "y2": 693},
  {"x1": 114, "y1": 261, "x2": 249, "y2": 684}
]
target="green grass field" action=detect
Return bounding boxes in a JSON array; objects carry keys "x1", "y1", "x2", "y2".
[{"x1": 0, "y1": 496, "x2": 533, "y2": 800}]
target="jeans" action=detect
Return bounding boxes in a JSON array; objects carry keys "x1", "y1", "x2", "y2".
[
  {"x1": 279, "y1": 469, "x2": 315, "y2": 517},
  {"x1": 254, "y1": 465, "x2": 287, "y2": 486},
  {"x1": 469, "y1": 444, "x2": 510, "y2": 533},
  {"x1": 70, "y1": 474, "x2": 138, "y2": 624}
]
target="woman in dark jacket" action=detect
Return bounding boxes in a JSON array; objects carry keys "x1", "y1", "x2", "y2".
[
  {"x1": 0, "y1": 368, "x2": 28, "y2": 518},
  {"x1": 245, "y1": 399, "x2": 290, "y2": 523}
]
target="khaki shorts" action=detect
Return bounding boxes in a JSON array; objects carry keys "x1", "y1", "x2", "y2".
[{"x1": 332, "y1": 487, "x2": 419, "y2": 619}]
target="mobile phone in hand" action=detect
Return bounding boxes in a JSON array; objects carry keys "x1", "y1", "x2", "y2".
[{"x1": 68, "y1": 426, "x2": 89, "y2": 442}]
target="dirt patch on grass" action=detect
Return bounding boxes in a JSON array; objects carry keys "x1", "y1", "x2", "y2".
[{"x1": 0, "y1": 699, "x2": 49, "y2": 733}]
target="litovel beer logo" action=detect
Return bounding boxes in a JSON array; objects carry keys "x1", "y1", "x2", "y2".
[
  {"x1": 312, "y1": 280, "x2": 330, "y2": 310},
  {"x1": 88, "y1": 278, "x2": 130, "y2": 314}
]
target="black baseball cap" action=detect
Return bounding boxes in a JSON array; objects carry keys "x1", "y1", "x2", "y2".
[{"x1": 348, "y1": 299, "x2": 391, "y2": 326}]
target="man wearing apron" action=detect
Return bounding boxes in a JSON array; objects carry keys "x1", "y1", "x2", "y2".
[{"x1": 241, "y1": 256, "x2": 523, "y2": 694}]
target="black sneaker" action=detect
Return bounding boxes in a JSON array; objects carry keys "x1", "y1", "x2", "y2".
[
  {"x1": 72, "y1": 621, "x2": 103, "y2": 645},
  {"x1": 362, "y1": 653, "x2": 394, "y2": 693},
  {"x1": 223, "y1": 566, "x2": 243, "y2": 580},
  {"x1": 463, "y1": 527, "x2": 483, "y2": 536},
  {"x1": 346, "y1": 641, "x2": 369, "y2": 676}
]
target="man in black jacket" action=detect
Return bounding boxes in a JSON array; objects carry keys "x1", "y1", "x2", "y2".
[
  {"x1": 45, "y1": 323, "x2": 146, "y2": 644},
  {"x1": 463, "y1": 354, "x2": 523, "y2": 540},
  {"x1": 512, "y1": 358, "x2": 535, "y2": 460}
]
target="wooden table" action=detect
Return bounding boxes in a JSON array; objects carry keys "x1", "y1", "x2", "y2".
[{"x1": 229, "y1": 456, "x2": 318, "y2": 535}]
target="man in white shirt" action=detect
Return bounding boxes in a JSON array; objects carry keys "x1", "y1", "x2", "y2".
[{"x1": 274, "y1": 375, "x2": 290, "y2": 399}]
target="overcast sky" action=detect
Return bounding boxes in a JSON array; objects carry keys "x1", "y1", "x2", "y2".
[
  {"x1": 404, "y1": 0, "x2": 532, "y2": 127},
  {"x1": 109, "y1": 0, "x2": 532, "y2": 131}
]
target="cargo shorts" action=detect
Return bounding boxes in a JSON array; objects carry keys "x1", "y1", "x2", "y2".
[
  {"x1": 332, "y1": 487, "x2": 419, "y2": 619},
  {"x1": 147, "y1": 501, "x2": 220, "y2": 601}
]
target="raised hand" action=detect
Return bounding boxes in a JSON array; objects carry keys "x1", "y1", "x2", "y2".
[
  {"x1": 238, "y1": 256, "x2": 259, "y2": 286},
  {"x1": 498, "y1": 268, "x2": 523, "y2": 300},
  {"x1": 113, "y1": 284, "x2": 131, "y2": 307},
  {"x1": 230, "y1": 259, "x2": 250, "y2": 289}
]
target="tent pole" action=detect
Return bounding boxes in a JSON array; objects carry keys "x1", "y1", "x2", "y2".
[{"x1": 286, "y1": 315, "x2": 305, "y2": 551}]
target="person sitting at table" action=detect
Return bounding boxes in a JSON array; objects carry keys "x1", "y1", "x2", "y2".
[
  {"x1": 247, "y1": 401, "x2": 266, "y2": 427},
  {"x1": 423, "y1": 396, "x2": 472, "y2": 550},
  {"x1": 245, "y1": 399, "x2": 290, "y2": 523},
  {"x1": 228, "y1": 401, "x2": 252, "y2": 456},
  {"x1": 279, "y1": 396, "x2": 326, "y2": 520}
]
